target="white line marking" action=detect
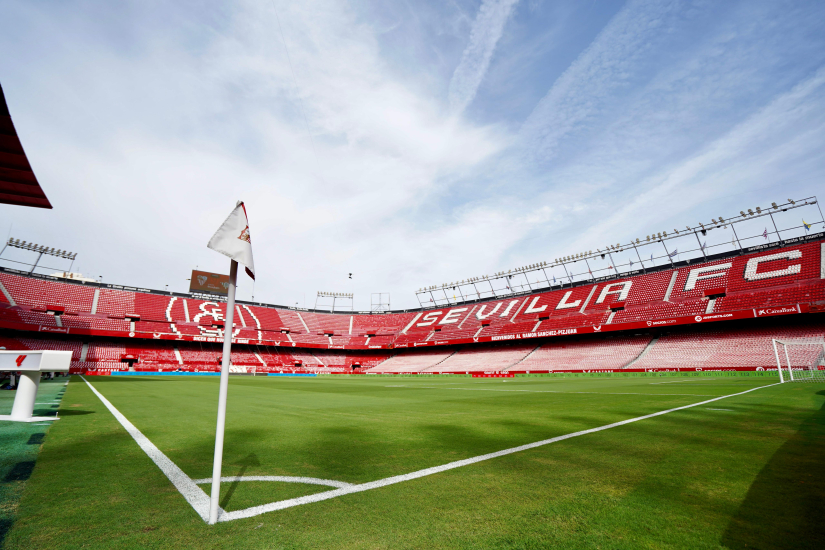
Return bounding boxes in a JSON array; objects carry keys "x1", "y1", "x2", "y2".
[
  {"x1": 81, "y1": 376, "x2": 214, "y2": 522},
  {"x1": 84, "y1": 375, "x2": 778, "y2": 524},
  {"x1": 217, "y1": 383, "x2": 779, "y2": 522},
  {"x1": 192, "y1": 476, "x2": 353, "y2": 489},
  {"x1": 415, "y1": 386, "x2": 716, "y2": 397},
  {"x1": 649, "y1": 379, "x2": 719, "y2": 384}
]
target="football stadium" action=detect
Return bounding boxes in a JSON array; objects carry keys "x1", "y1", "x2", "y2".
[{"x1": 2, "y1": 2, "x2": 825, "y2": 549}]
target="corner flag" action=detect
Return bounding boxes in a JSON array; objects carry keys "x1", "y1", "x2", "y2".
[
  {"x1": 207, "y1": 202, "x2": 256, "y2": 280},
  {"x1": 207, "y1": 201, "x2": 256, "y2": 524}
]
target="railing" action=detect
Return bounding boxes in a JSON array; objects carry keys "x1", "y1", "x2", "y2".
[{"x1": 416, "y1": 196, "x2": 823, "y2": 308}]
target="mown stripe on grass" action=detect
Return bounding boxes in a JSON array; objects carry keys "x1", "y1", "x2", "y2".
[
  {"x1": 80, "y1": 376, "x2": 780, "y2": 524},
  {"x1": 216, "y1": 382, "x2": 780, "y2": 522}
]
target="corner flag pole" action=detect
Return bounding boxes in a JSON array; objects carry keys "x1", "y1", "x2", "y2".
[{"x1": 209, "y1": 259, "x2": 238, "y2": 524}]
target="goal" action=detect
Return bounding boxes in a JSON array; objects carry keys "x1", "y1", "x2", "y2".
[{"x1": 771, "y1": 338, "x2": 825, "y2": 383}]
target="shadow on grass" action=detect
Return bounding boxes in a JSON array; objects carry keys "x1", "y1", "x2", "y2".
[
  {"x1": 220, "y1": 453, "x2": 260, "y2": 509},
  {"x1": 0, "y1": 518, "x2": 12, "y2": 549},
  {"x1": 721, "y1": 390, "x2": 825, "y2": 550},
  {"x1": 3, "y1": 461, "x2": 35, "y2": 482}
]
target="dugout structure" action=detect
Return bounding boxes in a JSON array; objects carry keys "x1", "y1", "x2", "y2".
[{"x1": 772, "y1": 338, "x2": 825, "y2": 383}]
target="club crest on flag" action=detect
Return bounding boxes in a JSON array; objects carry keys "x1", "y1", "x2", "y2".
[{"x1": 208, "y1": 201, "x2": 256, "y2": 280}]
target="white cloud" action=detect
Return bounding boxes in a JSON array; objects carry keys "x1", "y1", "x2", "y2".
[
  {"x1": 519, "y1": 0, "x2": 680, "y2": 161},
  {"x1": 1, "y1": 0, "x2": 824, "y2": 310},
  {"x1": 0, "y1": 0, "x2": 510, "y2": 308},
  {"x1": 448, "y1": 0, "x2": 519, "y2": 115}
]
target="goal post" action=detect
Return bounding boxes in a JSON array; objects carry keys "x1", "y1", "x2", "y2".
[{"x1": 772, "y1": 338, "x2": 825, "y2": 383}]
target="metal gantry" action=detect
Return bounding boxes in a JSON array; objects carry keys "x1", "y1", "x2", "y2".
[{"x1": 415, "y1": 196, "x2": 823, "y2": 308}]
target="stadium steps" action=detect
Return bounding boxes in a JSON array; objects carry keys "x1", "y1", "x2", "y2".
[
  {"x1": 370, "y1": 352, "x2": 397, "y2": 370},
  {"x1": 621, "y1": 336, "x2": 658, "y2": 369},
  {"x1": 503, "y1": 344, "x2": 543, "y2": 372},
  {"x1": 431, "y1": 349, "x2": 459, "y2": 368},
  {"x1": 0, "y1": 280, "x2": 16, "y2": 306}
]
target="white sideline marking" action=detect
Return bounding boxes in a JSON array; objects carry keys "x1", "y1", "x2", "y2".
[
  {"x1": 414, "y1": 386, "x2": 716, "y2": 397},
  {"x1": 81, "y1": 376, "x2": 214, "y2": 522},
  {"x1": 192, "y1": 476, "x2": 354, "y2": 489},
  {"x1": 84, "y1": 376, "x2": 778, "y2": 524},
  {"x1": 649, "y1": 380, "x2": 716, "y2": 384}
]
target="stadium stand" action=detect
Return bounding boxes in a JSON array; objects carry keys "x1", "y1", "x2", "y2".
[
  {"x1": 0, "y1": 236, "x2": 824, "y2": 375},
  {"x1": 630, "y1": 322, "x2": 825, "y2": 371},
  {"x1": 366, "y1": 349, "x2": 456, "y2": 373},
  {"x1": 425, "y1": 343, "x2": 536, "y2": 373},
  {"x1": 514, "y1": 335, "x2": 653, "y2": 372}
]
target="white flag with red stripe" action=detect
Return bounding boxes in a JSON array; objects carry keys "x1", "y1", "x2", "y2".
[{"x1": 207, "y1": 201, "x2": 256, "y2": 279}]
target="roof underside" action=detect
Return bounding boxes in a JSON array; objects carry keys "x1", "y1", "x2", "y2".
[{"x1": 0, "y1": 83, "x2": 52, "y2": 209}]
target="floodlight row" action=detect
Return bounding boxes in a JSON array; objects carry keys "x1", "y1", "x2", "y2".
[
  {"x1": 416, "y1": 197, "x2": 816, "y2": 294},
  {"x1": 6, "y1": 238, "x2": 77, "y2": 260}
]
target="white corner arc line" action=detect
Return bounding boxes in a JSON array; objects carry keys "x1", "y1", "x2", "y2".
[
  {"x1": 81, "y1": 376, "x2": 214, "y2": 522},
  {"x1": 217, "y1": 383, "x2": 780, "y2": 522},
  {"x1": 192, "y1": 476, "x2": 354, "y2": 489}
]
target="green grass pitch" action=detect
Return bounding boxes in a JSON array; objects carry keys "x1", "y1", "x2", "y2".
[{"x1": 4, "y1": 374, "x2": 825, "y2": 549}]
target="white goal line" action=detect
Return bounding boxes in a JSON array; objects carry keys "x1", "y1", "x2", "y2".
[{"x1": 81, "y1": 376, "x2": 778, "y2": 524}]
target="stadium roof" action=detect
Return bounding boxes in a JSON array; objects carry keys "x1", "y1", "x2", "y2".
[{"x1": 0, "y1": 82, "x2": 52, "y2": 209}]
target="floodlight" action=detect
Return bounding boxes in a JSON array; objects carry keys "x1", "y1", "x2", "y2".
[
  {"x1": 772, "y1": 202, "x2": 778, "y2": 209},
  {"x1": 740, "y1": 211, "x2": 746, "y2": 216},
  {"x1": 748, "y1": 209, "x2": 754, "y2": 215},
  {"x1": 756, "y1": 206, "x2": 761, "y2": 214},
  {"x1": 788, "y1": 198, "x2": 795, "y2": 204}
]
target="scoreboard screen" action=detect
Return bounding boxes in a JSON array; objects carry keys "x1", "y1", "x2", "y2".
[{"x1": 189, "y1": 270, "x2": 230, "y2": 295}]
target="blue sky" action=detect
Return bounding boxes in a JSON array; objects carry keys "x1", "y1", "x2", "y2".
[{"x1": 1, "y1": 0, "x2": 824, "y2": 309}]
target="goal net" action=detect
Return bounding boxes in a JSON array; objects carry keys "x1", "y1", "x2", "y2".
[{"x1": 772, "y1": 338, "x2": 825, "y2": 383}]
